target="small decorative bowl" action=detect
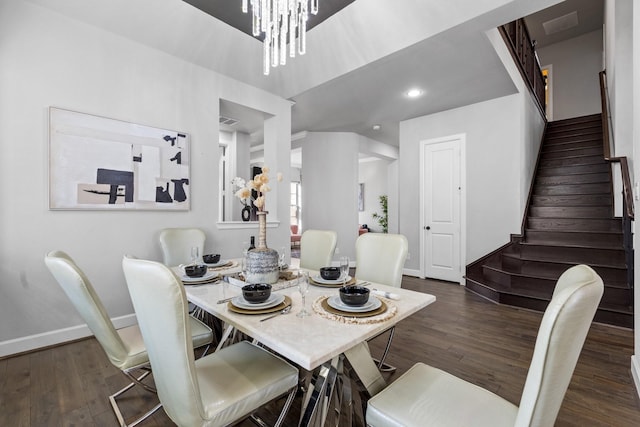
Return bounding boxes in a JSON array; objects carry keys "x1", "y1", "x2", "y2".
[
  {"x1": 320, "y1": 266, "x2": 341, "y2": 280},
  {"x1": 339, "y1": 286, "x2": 370, "y2": 306},
  {"x1": 184, "y1": 264, "x2": 207, "y2": 278},
  {"x1": 203, "y1": 253, "x2": 221, "y2": 264},
  {"x1": 242, "y1": 283, "x2": 272, "y2": 304}
]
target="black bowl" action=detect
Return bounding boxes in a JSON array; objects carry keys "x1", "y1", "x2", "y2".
[
  {"x1": 203, "y1": 253, "x2": 221, "y2": 264},
  {"x1": 339, "y1": 286, "x2": 370, "y2": 306},
  {"x1": 242, "y1": 283, "x2": 272, "y2": 304},
  {"x1": 320, "y1": 266, "x2": 341, "y2": 280},
  {"x1": 184, "y1": 264, "x2": 207, "y2": 278}
]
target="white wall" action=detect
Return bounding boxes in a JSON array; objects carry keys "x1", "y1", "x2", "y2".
[
  {"x1": 0, "y1": 0, "x2": 292, "y2": 356},
  {"x1": 620, "y1": 0, "x2": 640, "y2": 398},
  {"x1": 300, "y1": 132, "x2": 359, "y2": 262},
  {"x1": 358, "y1": 160, "x2": 389, "y2": 232},
  {"x1": 387, "y1": 160, "x2": 400, "y2": 234},
  {"x1": 605, "y1": 0, "x2": 634, "y2": 164},
  {"x1": 400, "y1": 94, "x2": 526, "y2": 271},
  {"x1": 537, "y1": 30, "x2": 604, "y2": 121}
]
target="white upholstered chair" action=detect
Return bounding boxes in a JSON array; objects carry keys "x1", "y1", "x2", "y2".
[
  {"x1": 355, "y1": 233, "x2": 408, "y2": 371},
  {"x1": 299, "y1": 229, "x2": 338, "y2": 271},
  {"x1": 44, "y1": 250, "x2": 213, "y2": 427},
  {"x1": 122, "y1": 255, "x2": 299, "y2": 427},
  {"x1": 355, "y1": 233, "x2": 408, "y2": 288},
  {"x1": 366, "y1": 264, "x2": 604, "y2": 427},
  {"x1": 159, "y1": 227, "x2": 206, "y2": 266}
]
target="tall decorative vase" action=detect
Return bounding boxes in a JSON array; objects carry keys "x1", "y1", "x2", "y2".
[{"x1": 245, "y1": 211, "x2": 279, "y2": 284}]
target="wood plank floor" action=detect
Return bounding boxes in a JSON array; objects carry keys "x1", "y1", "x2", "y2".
[{"x1": 2, "y1": 276, "x2": 639, "y2": 426}]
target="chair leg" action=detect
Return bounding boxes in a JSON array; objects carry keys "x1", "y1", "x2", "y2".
[
  {"x1": 248, "y1": 386, "x2": 297, "y2": 427},
  {"x1": 373, "y1": 327, "x2": 397, "y2": 373},
  {"x1": 109, "y1": 368, "x2": 162, "y2": 427}
]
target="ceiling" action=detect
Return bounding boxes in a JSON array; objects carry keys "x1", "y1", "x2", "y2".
[
  {"x1": 187, "y1": 0, "x2": 604, "y2": 149},
  {"x1": 29, "y1": 0, "x2": 604, "y2": 152}
]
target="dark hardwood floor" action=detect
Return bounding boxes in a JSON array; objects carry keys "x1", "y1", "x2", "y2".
[{"x1": 2, "y1": 276, "x2": 639, "y2": 426}]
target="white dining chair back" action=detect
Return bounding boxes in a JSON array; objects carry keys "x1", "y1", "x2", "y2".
[
  {"x1": 45, "y1": 250, "x2": 137, "y2": 369},
  {"x1": 515, "y1": 264, "x2": 604, "y2": 426},
  {"x1": 299, "y1": 229, "x2": 338, "y2": 271},
  {"x1": 122, "y1": 255, "x2": 298, "y2": 427},
  {"x1": 355, "y1": 233, "x2": 408, "y2": 288},
  {"x1": 45, "y1": 250, "x2": 213, "y2": 427},
  {"x1": 159, "y1": 227, "x2": 205, "y2": 266},
  {"x1": 366, "y1": 264, "x2": 604, "y2": 427}
]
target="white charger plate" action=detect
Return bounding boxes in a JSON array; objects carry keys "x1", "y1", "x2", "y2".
[
  {"x1": 181, "y1": 270, "x2": 218, "y2": 283},
  {"x1": 232, "y1": 294, "x2": 285, "y2": 310},
  {"x1": 312, "y1": 275, "x2": 352, "y2": 285},
  {"x1": 327, "y1": 295, "x2": 381, "y2": 313}
]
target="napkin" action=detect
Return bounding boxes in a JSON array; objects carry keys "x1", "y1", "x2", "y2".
[{"x1": 372, "y1": 289, "x2": 400, "y2": 300}]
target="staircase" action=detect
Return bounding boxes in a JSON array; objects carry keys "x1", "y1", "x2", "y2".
[{"x1": 466, "y1": 114, "x2": 633, "y2": 328}]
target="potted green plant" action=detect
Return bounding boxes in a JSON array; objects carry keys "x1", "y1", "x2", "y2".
[{"x1": 372, "y1": 195, "x2": 388, "y2": 233}]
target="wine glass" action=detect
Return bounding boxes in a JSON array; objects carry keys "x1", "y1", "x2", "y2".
[
  {"x1": 241, "y1": 241, "x2": 250, "y2": 280},
  {"x1": 297, "y1": 271, "x2": 310, "y2": 318},
  {"x1": 278, "y1": 246, "x2": 287, "y2": 270},
  {"x1": 340, "y1": 256, "x2": 350, "y2": 285}
]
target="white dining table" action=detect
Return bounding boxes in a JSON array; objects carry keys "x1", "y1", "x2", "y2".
[{"x1": 184, "y1": 270, "x2": 436, "y2": 426}]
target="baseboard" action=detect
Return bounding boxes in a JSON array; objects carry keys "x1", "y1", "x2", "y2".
[
  {"x1": 403, "y1": 268, "x2": 421, "y2": 278},
  {"x1": 632, "y1": 355, "x2": 640, "y2": 399},
  {"x1": 0, "y1": 314, "x2": 137, "y2": 358}
]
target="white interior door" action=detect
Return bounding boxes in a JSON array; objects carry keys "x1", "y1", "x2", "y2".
[{"x1": 421, "y1": 136, "x2": 463, "y2": 283}]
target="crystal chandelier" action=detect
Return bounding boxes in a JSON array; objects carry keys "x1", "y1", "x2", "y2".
[{"x1": 242, "y1": 0, "x2": 319, "y2": 75}]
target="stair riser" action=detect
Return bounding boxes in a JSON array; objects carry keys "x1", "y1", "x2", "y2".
[
  {"x1": 535, "y1": 173, "x2": 610, "y2": 185},
  {"x1": 526, "y1": 217, "x2": 622, "y2": 232},
  {"x1": 529, "y1": 206, "x2": 612, "y2": 218},
  {"x1": 538, "y1": 164, "x2": 609, "y2": 176},
  {"x1": 531, "y1": 194, "x2": 611, "y2": 206},
  {"x1": 545, "y1": 123, "x2": 602, "y2": 137},
  {"x1": 534, "y1": 183, "x2": 611, "y2": 195},
  {"x1": 542, "y1": 132, "x2": 602, "y2": 146},
  {"x1": 540, "y1": 147, "x2": 603, "y2": 159},
  {"x1": 482, "y1": 268, "x2": 630, "y2": 305},
  {"x1": 548, "y1": 114, "x2": 601, "y2": 127},
  {"x1": 540, "y1": 156, "x2": 606, "y2": 168},
  {"x1": 525, "y1": 230, "x2": 622, "y2": 248},
  {"x1": 519, "y1": 245, "x2": 626, "y2": 267},
  {"x1": 500, "y1": 256, "x2": 629, "y2": 284},
  {"x1": 593, "y1": 310, "x2": 633, "y2": 329}
]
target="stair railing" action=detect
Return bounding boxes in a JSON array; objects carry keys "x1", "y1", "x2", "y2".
[
  {"x1": 599, "y1": 70, "x2": 634, "y2": 291},
  {"x1": 499, "y1": 19, "x2": 546, "y2": 116}
]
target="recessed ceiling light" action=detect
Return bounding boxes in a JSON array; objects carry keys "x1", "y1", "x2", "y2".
[
  {"x1": 373, "y1": 124, "x2": 381, "y2": 130},
  {"x1": 406, "y1": 88, "x2": 423, "y2": 98}
]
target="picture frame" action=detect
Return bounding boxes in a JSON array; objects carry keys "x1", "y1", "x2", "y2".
[{"x1": 49, "y1": 107, "x2": 190, "y2": 210}]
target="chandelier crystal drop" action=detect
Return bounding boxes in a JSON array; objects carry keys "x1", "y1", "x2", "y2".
[{"x1": 242, "y1": 0, "x2": 319, "y2": 75}]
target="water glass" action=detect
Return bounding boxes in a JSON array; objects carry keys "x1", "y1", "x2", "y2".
[
  {"x1": 340, "y1": 256, "x2": 350, "y2": 284},
  {"x1": 297, "y1": 271, "x2": 310, "y2": 318},
  {"x1": 191, "y1": 246, "x2": 200, "y2": 265}
]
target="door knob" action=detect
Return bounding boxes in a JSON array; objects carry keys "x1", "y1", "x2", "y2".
[{"x1": 425, "y1": 226, "x2": 431, "y2": 230}]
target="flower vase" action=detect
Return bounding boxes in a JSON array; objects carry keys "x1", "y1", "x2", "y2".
[{"x1": 245, "y1": 211, "x2": 279, "y2": 284}]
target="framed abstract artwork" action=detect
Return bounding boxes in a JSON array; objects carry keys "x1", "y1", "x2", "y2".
[{"x1": 49, "y1": 107, "x2": 190, "y2": 210}]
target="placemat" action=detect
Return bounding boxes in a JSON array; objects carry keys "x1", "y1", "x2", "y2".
[
  {"x1": 312, "y1": 296, "x2": 397, "y2": 324},
  {"x1": 207, "y1": 260, "x2": 237, "y2": 271},
  {"x1": 181, "y1": 275, "x2": 220, "y2": 286},
  {"x1": 309, "y1": 276, "x2": 356, "y2": 288},
  {"x1": 228, "y1": 295, "x2": 292, "y2": 315}
]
